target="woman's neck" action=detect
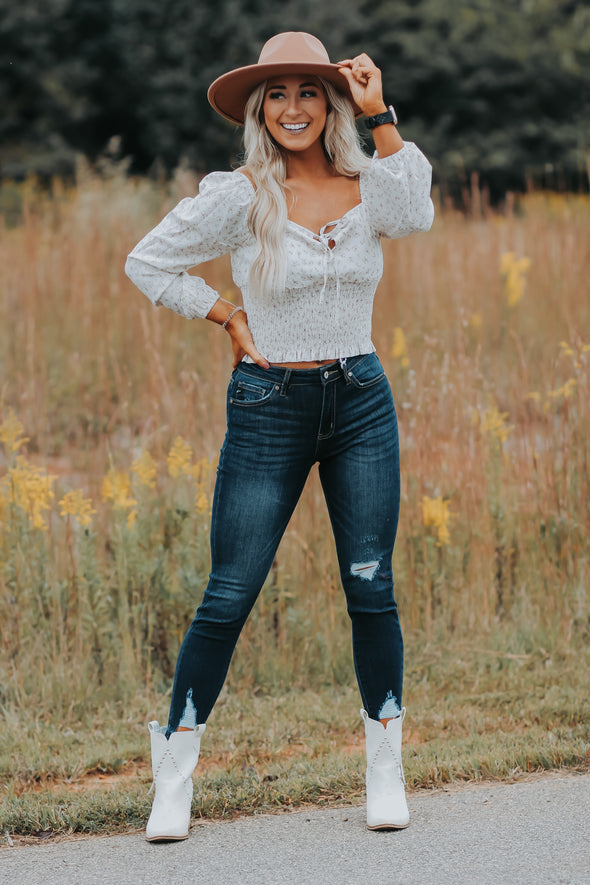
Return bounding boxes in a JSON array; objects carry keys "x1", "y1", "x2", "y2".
[{"x1": 284, "y1": 142, "x2": 335, "y2": 182}]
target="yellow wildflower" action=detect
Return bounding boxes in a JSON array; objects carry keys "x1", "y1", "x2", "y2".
[
  {"x1": 469, "y1": 313, "x2": 483, "y2": 331},
  {"x1": 101, "y1": 469, "x2": 137, "y2": 510},
  {"x1": 547, "y1": 378, "x2": 577, "y2": 400},
  {"x1": 5, "y1": 456, "x2": 57, "y2": 530},
  {"x1": 195, "y1": 485, "x2": 209, "y2": 514},
  {"x1": 479, "y1": 398, "x2": 513, "y2": 444},
  {"x1": 132, "y1": 450, "x2": 157, "y2": 488},
  {"x1": 391, "y1": 327, "x2": 409, "y2": 368},
  {"x1": 59, "y1": 489, "x2": 96, "y2": 528},
  {"x1": 525, "y1": 392, "x2": 541, "y2": 402},
  {"x1": 562, "y1": 378, "x2": 577, "y2": 399},
  {"x1": 0, "y1": 410, "x2": 29, "y2": 454},
  {"x1": 559, "y1": 341, "x2": 575, "y2": 358},
  {"x1": 421, "y1": 495, "x2": 452, "y2": 546},
  {"x1": 127, "y1": 509, "x2": 138, "y2": 528},
  {"x1": 500, "y1": 252, "x2": 530, "y2": 308},
  {"x1": 167, "y1": 437, "x2": 194, "y2": 478}
]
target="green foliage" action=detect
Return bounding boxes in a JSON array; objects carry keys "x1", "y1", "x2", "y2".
[
  {"x1": 1, "y1": 0, "x2": 588, "y2": 194},
  {"x1": 365, "y1": 0, "x2": 590, "y2": 196}
]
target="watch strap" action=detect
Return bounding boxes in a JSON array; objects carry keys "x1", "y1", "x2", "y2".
[{"x1": 364, "y1": 104, "x2": 398, "y2": 130}]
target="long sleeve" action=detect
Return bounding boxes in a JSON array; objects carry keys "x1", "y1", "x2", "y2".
[
  {"x1": 125, "y1": 170, "x2": 253, "y2": 319},
  {"x1": 360, "y1": 141, "x2": 434, "y2": 239}
]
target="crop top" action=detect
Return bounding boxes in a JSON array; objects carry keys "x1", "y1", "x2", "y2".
[{"x1": 125, "y1": 141, "x2": 434, "y2": 363}]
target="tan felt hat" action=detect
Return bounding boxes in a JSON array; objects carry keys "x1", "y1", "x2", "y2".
[{"x1": 207, "y1": 32, "x2": 362, "y2": 125}]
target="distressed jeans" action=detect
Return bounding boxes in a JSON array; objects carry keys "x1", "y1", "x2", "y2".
[{"x1": 166, "y1": 353, "x2": 403, "y2": 733}]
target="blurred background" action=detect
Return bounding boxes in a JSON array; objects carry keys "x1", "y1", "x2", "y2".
[{"x1": 1, "y1": 0, "x2": 589, "y2": 199}]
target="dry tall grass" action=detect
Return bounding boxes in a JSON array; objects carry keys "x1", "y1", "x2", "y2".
[{"x1": 0, "y1": 165, "x2": 588, "y2": 720}]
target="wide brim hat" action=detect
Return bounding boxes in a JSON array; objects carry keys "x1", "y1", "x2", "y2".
[{"x1": 208, "y1": 32, "x2": 362, "y2": 125}]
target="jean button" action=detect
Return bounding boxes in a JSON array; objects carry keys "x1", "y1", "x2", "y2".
[{"x1": 323, "y1": 370, "x2": 329, "y2": 379}]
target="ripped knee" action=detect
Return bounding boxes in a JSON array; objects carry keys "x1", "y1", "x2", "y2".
[{"x1": 350, "y1": 559, "x2": 381, "y2": 581}]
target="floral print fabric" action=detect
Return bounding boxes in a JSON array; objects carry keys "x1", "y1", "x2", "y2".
[{"x1": 125, "y1": 141, "x2": 434, "y2": 363}]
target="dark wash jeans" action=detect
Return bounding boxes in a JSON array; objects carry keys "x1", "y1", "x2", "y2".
[{"x1": 166, "y1": 353, "x2": 403, "y2": 733}]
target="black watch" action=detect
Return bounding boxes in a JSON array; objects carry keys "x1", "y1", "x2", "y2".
[{"x1": 364, "y1": 105, "x2": 398, "y2": 130}]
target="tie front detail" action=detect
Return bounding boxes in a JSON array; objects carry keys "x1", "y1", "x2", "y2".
[{"x1": 316, "y1": 220, "x2": 342, "y2": 304}]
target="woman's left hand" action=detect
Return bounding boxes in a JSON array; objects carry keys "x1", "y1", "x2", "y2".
[{"x1": 336, "y1": 53, "x2": 387, "y2": 117}]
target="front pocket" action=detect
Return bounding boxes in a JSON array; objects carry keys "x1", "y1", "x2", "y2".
[
  {"x1": 229, "y1": 377, "x2": 279, "y2": 407},
  {"x1": 346, "y1": 355, "x2": 385, "y2": 389}
]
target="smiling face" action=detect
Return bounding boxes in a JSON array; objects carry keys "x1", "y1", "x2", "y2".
[{"x1": 262, "y1": 74, "x2": 328, "y2": 152}]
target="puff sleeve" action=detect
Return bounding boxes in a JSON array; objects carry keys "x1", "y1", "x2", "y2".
[
  {"x1": 360, "y1": 142, "x2": 434, "y2": 239},
  {"x1": 125, "y1": 171, "x2": 253, "y2": 319}
]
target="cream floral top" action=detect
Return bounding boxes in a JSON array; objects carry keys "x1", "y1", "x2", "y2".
[{"x1": 125, "y1": 141, "x2": 434, "y2": 363}]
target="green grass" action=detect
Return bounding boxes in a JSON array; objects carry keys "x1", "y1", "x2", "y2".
[{"x1": 1, "y1": 634, "x2": 587, "y2": 840}]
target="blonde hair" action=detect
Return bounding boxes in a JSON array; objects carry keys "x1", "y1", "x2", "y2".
[{"x1": 242, "y1": 78, "x2": 371, "y2": 302}]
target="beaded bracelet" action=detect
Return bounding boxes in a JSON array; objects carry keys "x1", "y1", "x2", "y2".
[{"x1": 221, "y1": 305, "x2": 243, "y2": 330}]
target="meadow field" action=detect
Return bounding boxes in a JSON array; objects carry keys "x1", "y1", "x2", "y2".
[{"x1": 0, "y1": 165, "x2": 588, "y2": 838}]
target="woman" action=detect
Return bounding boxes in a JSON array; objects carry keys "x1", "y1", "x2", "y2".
[{"x1": 126, "y1": 31, "x2": 434, "y2": 841}]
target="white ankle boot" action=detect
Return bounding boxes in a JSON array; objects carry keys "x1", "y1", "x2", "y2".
[
  {"x1": 145, "y1": 720, "x2": 206, "y2": 842},
  {"x1": 361, "y1": 707, "x2": 410, "y2": 830}
]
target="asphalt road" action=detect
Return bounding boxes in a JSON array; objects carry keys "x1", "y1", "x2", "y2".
[{"x1": 1, "y1": 772, "x2": 589, "y2": 884}]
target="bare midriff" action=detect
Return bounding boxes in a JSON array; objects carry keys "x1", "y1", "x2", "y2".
[{"x1": 272, "y1": 359, "x2": 337, "y2": 369}]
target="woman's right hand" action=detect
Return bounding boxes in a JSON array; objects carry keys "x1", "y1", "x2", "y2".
[
  {"x1": 206, "y1": 298, "x2": 269, "y2": 369},
  {"x1": 225, "y1": 309, "x2": 270, "y2": 369}
]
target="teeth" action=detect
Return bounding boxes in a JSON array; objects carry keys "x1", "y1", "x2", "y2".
[{"x1": 282, "y1": 123, "x2": 309, "y2": 131}]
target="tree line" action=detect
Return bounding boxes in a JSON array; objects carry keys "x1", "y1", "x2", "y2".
[{"x1": 1, "y1": 0, "x2": 589, "y2": 197}]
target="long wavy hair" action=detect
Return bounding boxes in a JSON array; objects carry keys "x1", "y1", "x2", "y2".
[{"x1": 242, "y1": 78, "x2": 371, "y2": 301}]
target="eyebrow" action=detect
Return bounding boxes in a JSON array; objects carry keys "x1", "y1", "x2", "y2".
[{"x1": 266, "y1": 82, "x2": 318, "y2": 90}]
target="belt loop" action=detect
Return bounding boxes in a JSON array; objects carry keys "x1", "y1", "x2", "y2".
[
  {"x1": 340, "y1": 356, "x2": 352, "y2": 385},
  {"x1": 280, "y1": 368, "x2": 292, "y2": 397}
]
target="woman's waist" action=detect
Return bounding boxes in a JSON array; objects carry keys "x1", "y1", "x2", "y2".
[
  {"x1": 236, "y1": 353, "x2": 379, "y2": 385},
  {"x1": 271, "y1": 358, "x2": 337, "y2": 369},
  {"x1": 241, "y1": 335, "x2": 376, "y2": 365}
]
